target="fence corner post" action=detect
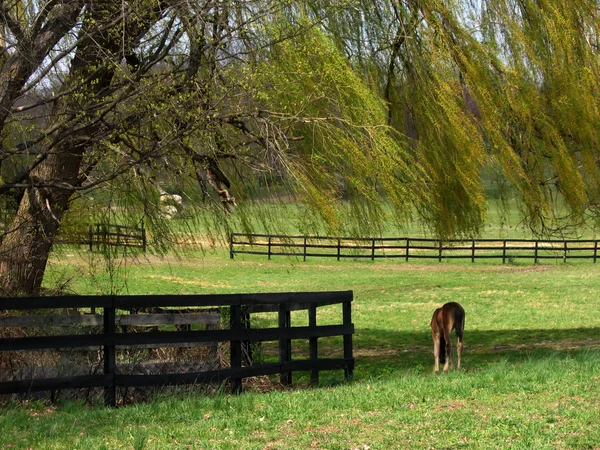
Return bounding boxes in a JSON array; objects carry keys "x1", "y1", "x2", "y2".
[
  {"x1": 278, "y1": 303, "x2": 292, "y2": 386},
  {"x1": 309, "y1": 304, "x2": 319, "y2": 386},
  {"x1": 229, "y1": 303, "x2": 243, "y2": 394},
  {"x1": 342, "y1": 293, "x2": 354, "y2": 380}
]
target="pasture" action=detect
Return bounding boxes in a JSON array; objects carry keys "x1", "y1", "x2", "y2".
[{"x1": 2, "y1": 248, "x2": 600, "y2": 449}]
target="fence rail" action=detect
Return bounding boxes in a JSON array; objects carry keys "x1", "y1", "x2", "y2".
[
  {"x1": 0, "y1": 291, "x2": 353, "y2": 406},
  {"x1": 230, "y1": 233, "x2": 600, "y2": 264}
]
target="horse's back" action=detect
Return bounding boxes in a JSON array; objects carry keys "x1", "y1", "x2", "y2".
[{"x1": 438, "y1": 302, "x2": 465, "y2": 334}]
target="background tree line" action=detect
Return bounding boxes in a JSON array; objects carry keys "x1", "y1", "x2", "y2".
[{"x1": 1, "y1": 0, "x2": 599, "y2": 295}]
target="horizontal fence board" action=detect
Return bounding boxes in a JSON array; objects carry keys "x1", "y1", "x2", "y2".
[
  {"x1": 113, "y1": 291, "x2": 352, "y2": 309},
  {"x1": 0, "y1": 325, "x2": 353, "y2": 352},
  {"x1": 109, "y1": 325, "x2": 352, "y2": 347},
  {"x1": 0, "y1": 295, "x2": 113, "y2": 311},
  {"x1": 1, "y1": 334, "x2": 106, "y2": 351},
  {"x1": 246, "y1": 298, "x2": 347, "y2": 313},
  {"x1": 0, "y1": 374, "x2": 110, "y2": 395},
  {"x1": 0, "y1": 313, "x2": 221, "y2": 328},
  {"x1": 0, "y1": 291, "x2": 351, "y2": 311},
  {"x1": 116, "y1": 358, "x2": 354, "y2": 388}
]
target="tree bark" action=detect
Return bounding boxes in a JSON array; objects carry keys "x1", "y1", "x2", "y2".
[{"x1": 0, "y1": 153, "x2": 78, "y2": 294}]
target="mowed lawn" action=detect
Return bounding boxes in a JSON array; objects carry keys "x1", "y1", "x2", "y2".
[{"x1": 2, "y1": 250, "x2": 600, "y2": 449}]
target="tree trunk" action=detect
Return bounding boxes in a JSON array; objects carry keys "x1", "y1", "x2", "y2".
[
  {"x1": 0, "y1": 150, "x2": 83, "y2": 295},
  {"x1": 0, "y1": 1, "x2": 123, "y2": 296}
]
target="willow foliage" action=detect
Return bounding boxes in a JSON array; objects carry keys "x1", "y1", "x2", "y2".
[
  {"x1": 413, "y1": 0, "x2": 600, "y2": 235},
  {"x1": 251, "y1": 25, "x2": 423, "y2": 235},
  {"x1": 310, "y1": 0, "x2": 600, "y2": 237}
]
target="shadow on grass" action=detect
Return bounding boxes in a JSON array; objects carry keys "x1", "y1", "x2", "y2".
[{"x1": 353, "y1": 326, "x2": 600, "y2": 377}]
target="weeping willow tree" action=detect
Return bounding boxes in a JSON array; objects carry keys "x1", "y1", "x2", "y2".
[
  {"x1": 305, "y1": 0, "x2": 600, "y2": 236},
  {"x1": 1, "y1": 0, "x2": 599, "y2": 295}
]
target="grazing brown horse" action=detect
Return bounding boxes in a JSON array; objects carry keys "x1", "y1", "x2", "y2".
[{"x1": 430, "y1": 302, "x2": 465, "y2": 372}]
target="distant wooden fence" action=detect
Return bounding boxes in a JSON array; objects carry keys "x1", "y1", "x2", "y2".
[
  {"x1": 0, "y1": 223, "x2": 146, "y2": 252},
  {"x1": 85, "y1": 223, "x2": 146, "y2": 252},
  {"x1": 0, "y1": 291, "x2": 354, "y2": 406},
  {"x1": 230, "y1": 233, "x2": 600, "y2": 264}
]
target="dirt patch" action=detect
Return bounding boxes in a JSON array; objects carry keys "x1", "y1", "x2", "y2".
[
  {"x1": 148, "y1": 275, "x2": 229, "y2": 288},
  {"x1": 434, "y1": 400, "x2": 468, "y2": 413}
]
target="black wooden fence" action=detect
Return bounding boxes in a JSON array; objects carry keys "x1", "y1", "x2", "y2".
[
  {"x1": 1, "y1": 223, "x2": 146, "y2": 252},
  {"x1": 230, "y1": 233, "x2": 600, "y2": 264},
  {"x1": 86, "y1": 223, "x2": 147, "y2": 252},
  {"x1": 0, "y1": 291, "x2": 354, "y2": 406}
]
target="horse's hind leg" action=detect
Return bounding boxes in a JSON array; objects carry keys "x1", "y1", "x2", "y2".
[
  {"x1": 443, "y1": 329, "x2": 452, "y2": 372},
  {"x1": 456, "y1": 319, "x2": 464, "y2": 370},
  {"x1": 432, "y1": 331, "x2": 441, "y2": 372}
]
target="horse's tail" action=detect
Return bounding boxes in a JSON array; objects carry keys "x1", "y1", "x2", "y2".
[{"x1": 439, "y1": 334, "x2": 447, "y2": 364}]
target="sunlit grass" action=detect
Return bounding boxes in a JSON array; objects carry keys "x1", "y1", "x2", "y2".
[
  {"x1": 2, "y1": 351, "x2": 599, "y2": 449},
  {"x1": 7, "y1": 197, "x2": 600, "y2": 449},
  {"x1": 15, "y1": 247, "x2": 599, "y2": 448}
]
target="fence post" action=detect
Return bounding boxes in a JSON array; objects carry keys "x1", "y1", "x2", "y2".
[
  {"x1": 230, "y1": 304, "x2": 243, "y2": 394},
  {"x1": 268, "y1": 237, "x2": 272, "y2": 260},
  {"x1": 534, "y1": 240, "x2": 539, "y2": 264},
  {"x1": 438, "y1": 240, "x2": 442, "y2": 263},
  {"x1": 309, "y1": 304, "x2": 319, "y2": 386},
  {"x1": 563, "y1": 241, "x2": 568, "y2": 263},
  {"x1": 342, "y1": 297, "x2": 354, "y2": 380},
  {"x1": 278, "y1": 303, "x2": 292, "y2": 385},
  {"x1": 371, "y1": 239, "x2": 376, "y2": 261},
  {"x1": 405, "y1": 238, "x2": 410, "y2": 262},
  {"x1": 103, "y1": 301, "x2": 116, "y2": 407},
  {"x1": 595, "y1": 240, "x2": 598, "y2": 264},
  {"x1": 229, "y1": 233, "x2": 234, "y2": 259},
  {"x1": 471, "y1": 240, "x2": 475, "y2": 263},
  {"x1": 337, "y1": 238, "x2": 341, "y2": 261},
  {"x1": 141, "y1": 221, "x2": 147, "y2": 252},
  {"x1": 303, "y1": 236, "x2": 307, "y2": 262},
  {"x1": 502, "y1": 240, "x2": 507, "y2": 264},
  {"x1": 88, "y1": 225, "x2": 93, "y2": 252}
]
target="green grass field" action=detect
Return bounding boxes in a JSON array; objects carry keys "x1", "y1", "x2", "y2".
[{"x1": 3, "y1": 244, "x2": 600, "y2": 449}]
